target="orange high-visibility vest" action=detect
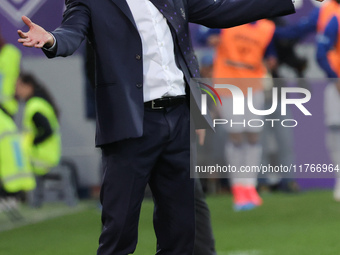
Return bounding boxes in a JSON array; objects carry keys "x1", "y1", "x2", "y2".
[
  {"x1": 317, "y1": 0, "x2": 340, "y2": 76},
  {"x1": 213, "y1": 20, "x2": 275, "y2": 97},
  {"x1": 329, "y1": 12, "x2": 340, "y2": 77},
  {"x1": 317, "y1": 0, "x2": 340, "y2": 32}
]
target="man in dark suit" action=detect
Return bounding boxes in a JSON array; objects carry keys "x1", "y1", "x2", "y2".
[{"x1": 18, "y1": 0, "x2": 297, "y2": 254}]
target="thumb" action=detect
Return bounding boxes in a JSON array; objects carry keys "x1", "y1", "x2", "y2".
[{"x1": 22, "y1": 16, "x2": 34, "y2": 29}]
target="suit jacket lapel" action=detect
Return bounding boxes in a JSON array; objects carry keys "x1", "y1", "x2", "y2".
[
  {"x1": 168, "y1": 0, "x2": 175, "y2": 8},
  {"x1": 110, "y1": 0, "x2": 137, "y2": 29}
]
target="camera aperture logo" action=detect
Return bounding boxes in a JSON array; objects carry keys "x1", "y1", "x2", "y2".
[
  {"x1": 199, "y1": 83, "x2": 312, "y2": 128},
  {"x1": 198, "y1": 82, "x2": 223, "y2": 114}
]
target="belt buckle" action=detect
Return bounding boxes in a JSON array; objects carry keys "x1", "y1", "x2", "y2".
[{"x1": 151, "y1": 100, "x2": 164, "y2": 109}]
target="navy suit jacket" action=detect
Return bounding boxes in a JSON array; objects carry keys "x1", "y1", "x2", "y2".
[{"x1": 44, "y1": 0, "x2": 295, "y2": 146}]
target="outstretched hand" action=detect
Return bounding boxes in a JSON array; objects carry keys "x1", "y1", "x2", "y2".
[{"x1": 17, "y1": 16, "x2": 54, "y2": 48}]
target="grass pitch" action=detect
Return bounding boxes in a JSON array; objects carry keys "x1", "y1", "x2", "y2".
[{"x1": 0, "y1": 190, "x2": 339, "y2": 255}]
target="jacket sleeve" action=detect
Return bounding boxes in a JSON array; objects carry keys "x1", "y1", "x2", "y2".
[
  {"x1": 43, "y1": 0, "x2": 91, "y2": 58},
  {"x1": 32, "y1": 112, "x2": 53, "y2": 145},
  {"x1": 187, "y1": 0, "x2": 295, "y2": 28}
]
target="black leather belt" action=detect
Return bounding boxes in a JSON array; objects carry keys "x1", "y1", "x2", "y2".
[{"x1": 144, "y1": 96, "x2": 187, "y2": 109}]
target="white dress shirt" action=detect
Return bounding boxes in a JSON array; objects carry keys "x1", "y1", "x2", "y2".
[{"x1": 126, "y1": 0, "x2": 186, "y2": 102}]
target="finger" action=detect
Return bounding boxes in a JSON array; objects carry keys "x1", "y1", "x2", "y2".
[
  {"x1": 23, "y1": 40, "x2": 37, "y2": 47},
  {"x1": 35, "y1": 41, "x2": 45, "y2": 48},
  {"x1": 17, "y1": 30, "x2": 28, "y2": 38},
  {"x1": 18, "y1": 38, "x2": 32, "y2": 43},
  {"x1": 22, "y1": 16, "x2": 34, "y2": 29},
  {"x1": 22, "y1": 42, "x2": 34, "y2": 48}
]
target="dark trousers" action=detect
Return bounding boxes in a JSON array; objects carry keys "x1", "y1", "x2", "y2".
[
  {"x1": 97, "y1": 103, "x2": 195, "y2": 255},
  {"x1": 194, "y1": 179, "x2": 217, "y2": 255}
]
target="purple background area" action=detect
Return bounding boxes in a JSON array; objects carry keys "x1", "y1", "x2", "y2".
[
  {"x1": 8, "y1": 0, "x2": 26, "y2": 9},
  {"x1": 288, "y1": 0, "x2": 315, "y2": 22},
  {"x1": 290, "y1": 81, "x2": 335, "y2": 189}
]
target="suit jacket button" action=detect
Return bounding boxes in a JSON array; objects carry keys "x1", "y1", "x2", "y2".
[
  {"x1": 135, "y1": 54, "x2": 141, "y2": 60},
  {"x1": 136, "y1": 83, "x2": 143, "y2": 88}
]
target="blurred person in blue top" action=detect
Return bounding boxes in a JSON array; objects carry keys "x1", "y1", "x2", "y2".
[
  {"x1": 316, "y1": 9, "x2": 340, "y2": 202},
  {"x1": 274, "y1": 0, "x2": 340, "y2": 39},
  {"x1": 267, "y1": 0, "x2": 340, "y2": 78}
]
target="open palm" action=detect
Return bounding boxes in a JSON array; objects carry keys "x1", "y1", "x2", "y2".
[{"x1": 17, "y1": 16, "x2": 54, "y2": 48}]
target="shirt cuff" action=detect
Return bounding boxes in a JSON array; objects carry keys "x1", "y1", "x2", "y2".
[{"x1": 43, "y1": 32, "x2": 57, "y2": 51}]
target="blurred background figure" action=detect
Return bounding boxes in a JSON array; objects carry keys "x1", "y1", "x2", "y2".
[
  {"x1": 199, "y1": 54, "x2": 214, "y2": 79},
  {"x1": 269, "y1": 17, "x2": 308, "y2": 79},
  {"x1": 204, "y1": 20, "x2": 277, "y2": 211},
  {"x1": 274, "y1": 0, "x2": 340, "y2": 48},
  {"x1": 197, "y1": 54, "x2": 229, "y2": 194},
  {"x1": 259, "y1": 78, "x2": 299, "y2": 193},
  {"x1": 316, "y1": 9, "x2": 340, "y2": 202},
  {"x1": 15, "y1": 73, "x2": 61, "y2": 207},
  {"x1": 0, "y1": 29, "x2": 21, "y2": 117},
  {"x1": 196, "y1": 17, "x2": 306, "y2": 194},
  {"x1": 274, "y1": 0, "x2": 340, "y2": 77},
  {"x1": 0, "y1": 104, "x2": 36, "y2": 218}
]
